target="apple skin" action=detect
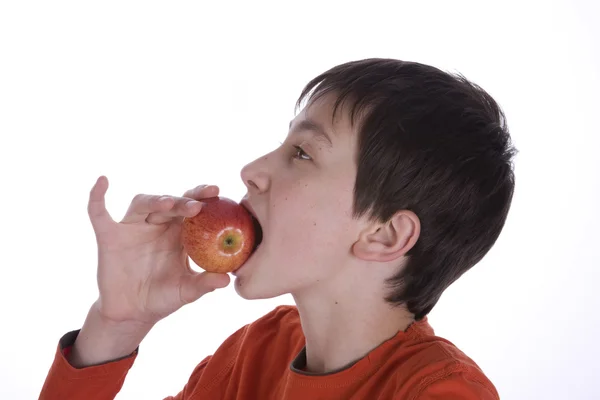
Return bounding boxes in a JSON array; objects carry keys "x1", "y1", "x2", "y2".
[{"x1": 181, "y1": 196, "x2": 255, "y2": 274}]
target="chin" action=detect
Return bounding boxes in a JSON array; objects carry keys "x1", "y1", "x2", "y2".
[{"x1": 233, "y1": 276, "x2": 288, "y2": 300}]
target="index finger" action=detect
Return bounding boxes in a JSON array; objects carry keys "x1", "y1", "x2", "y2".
[{"x1": 182, "y1": 184, "x2": 220, "y2": 200}]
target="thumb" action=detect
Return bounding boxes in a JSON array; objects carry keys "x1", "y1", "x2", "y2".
[
  {"x1": 88, "y1": 175, "x2": 115, "y2": 233},
  {"x1": 179, "y1": 272, "x2": 231, "y2": 304}
]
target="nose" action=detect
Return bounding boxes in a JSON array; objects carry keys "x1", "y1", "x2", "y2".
[{"x1": 240, "y1": 155, "x2": 271, "y2": 194}]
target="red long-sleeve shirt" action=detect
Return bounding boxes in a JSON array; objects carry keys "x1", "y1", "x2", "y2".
[{"x1": 40, "y1": 305, "x2": 499, "y2": 399}]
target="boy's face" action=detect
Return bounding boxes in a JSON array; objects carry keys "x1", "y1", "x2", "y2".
[{"x1": 234, "y1": 93, "x2": 366, "y2": 299}]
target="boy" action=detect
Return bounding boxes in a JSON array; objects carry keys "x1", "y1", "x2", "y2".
[{"x1": 40, "y1": 58, "x2": 516, "y2": 399}]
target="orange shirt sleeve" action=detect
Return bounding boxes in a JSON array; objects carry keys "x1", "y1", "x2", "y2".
[
  {"x1": 39, "y1": 330, "x2": 225, "y2": 400},
  {"x1": 39, "y1": 330, "x2": 138, "y2": 400}
]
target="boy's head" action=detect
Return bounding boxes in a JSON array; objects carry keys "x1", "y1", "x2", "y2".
[{"x1": 235, "y1": 58, "x2": 517, "y2": 320}]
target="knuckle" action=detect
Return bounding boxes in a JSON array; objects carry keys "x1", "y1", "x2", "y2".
[
  {"x1": 194, "y1": 184, "x2": 209, "y2": 194},
  {"x1": 132, "y1": 193, "x2": 146, "y2": 203},
  {"x1": 175, "y1": 197, "x2": 192, "y2": 209},
  {"x1": 183, "y1": 184, "x2": 206, "y2": 199}
]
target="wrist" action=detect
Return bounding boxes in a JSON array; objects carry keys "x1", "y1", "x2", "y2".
[{"x1": 67, "y1": 303, "x2": 154, "y2": 368}]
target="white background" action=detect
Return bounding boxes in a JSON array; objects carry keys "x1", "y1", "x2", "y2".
[{"x1": 1, "y1": 1, "x2": 599, "y2": 399}]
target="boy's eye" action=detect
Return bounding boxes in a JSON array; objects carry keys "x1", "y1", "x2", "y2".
[{"x1": 292, "y1": 145, "x2": 312, "y2": 161}]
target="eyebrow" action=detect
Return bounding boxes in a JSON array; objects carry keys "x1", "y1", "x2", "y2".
[{"x1": 289, "y1": 119, "x2": 333, "y2": 148}]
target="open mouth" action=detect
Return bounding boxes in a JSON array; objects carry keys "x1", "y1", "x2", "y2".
[
  {"x1": 250, "y1": 214, "x2": 263, "y2": 251},
  {"x1": 240, "y1": 199, "x2": 263, "y2": 252}
]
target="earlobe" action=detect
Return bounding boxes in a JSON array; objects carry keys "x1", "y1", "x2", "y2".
[{"x1": 352, "y1": 211, "x2": 420, "y2": 263}]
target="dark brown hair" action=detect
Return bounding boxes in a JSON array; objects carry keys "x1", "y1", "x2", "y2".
[{"x1": 296, "y1": 58, "x2": 517, "y2": 320}]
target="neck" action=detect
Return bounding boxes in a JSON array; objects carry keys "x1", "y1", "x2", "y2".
[{"x1": 291, "y1": 271, "x2": 414, "y2": 374}]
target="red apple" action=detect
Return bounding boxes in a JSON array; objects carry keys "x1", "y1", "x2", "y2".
[{"x1": 181, "y1": 196, "x2": 257, "y2": 274}]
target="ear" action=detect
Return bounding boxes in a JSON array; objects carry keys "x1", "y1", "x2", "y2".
[{"x1": 352, "y1": 210, "x2": 420, "y2": 263}]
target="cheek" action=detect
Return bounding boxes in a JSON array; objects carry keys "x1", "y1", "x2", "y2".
[{"x1": 269, "y1": 189, "x2": 355, "y2": 260}]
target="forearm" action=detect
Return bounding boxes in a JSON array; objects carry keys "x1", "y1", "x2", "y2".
[
  {"x1": 39, "y1": 303, "x2": 148, "y2": 399},
  {"x1": 68, "y1": 302, "x2": 154, "y2": 368}
]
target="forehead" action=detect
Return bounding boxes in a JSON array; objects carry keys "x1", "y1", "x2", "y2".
[
  {"x1": 294, "y1": 92, "x2": 356, "y2": 138},
  {"x1": 291, "y1": 93, "x2": 361, "y2": 170}
]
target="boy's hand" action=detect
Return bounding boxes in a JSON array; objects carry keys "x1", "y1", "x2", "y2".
[{"x1": 88, "y1": 176, "x2": 230, "y2": 327}]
